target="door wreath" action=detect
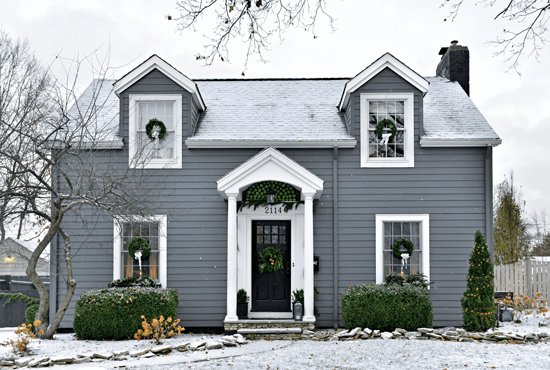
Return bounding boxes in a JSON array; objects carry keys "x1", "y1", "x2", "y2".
[{"x1": 258, "y1": 246, "x2": 284, "y2": 273}]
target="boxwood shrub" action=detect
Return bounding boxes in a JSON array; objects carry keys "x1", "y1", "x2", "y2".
[
  {"x1": 341, "y1": 283, "x2": 433, "y2": 331},
  {"x1": 74, "y1": 287, "x2": 179, "y2": 340}
]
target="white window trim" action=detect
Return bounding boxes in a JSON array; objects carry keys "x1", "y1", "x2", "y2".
[
  {"x1": 113, "y1": 215, "x2": 168, "y2": 288},
  {"x1": 375, "y1": 214, "x2": 429, "y2": 285},
  {"x1": 128, "y1": 94, "x2": 182, "y2": 169},
  {"x1": 360, "y1": 92, "x2": 414, "y2": 168}
]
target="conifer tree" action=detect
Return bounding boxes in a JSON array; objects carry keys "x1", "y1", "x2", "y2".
[{"x1": 461, "y1": 230, "x2": 496, "y2": 331}]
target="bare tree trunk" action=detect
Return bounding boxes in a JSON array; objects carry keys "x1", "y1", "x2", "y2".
[
  {"x1": 26, "y1": 232, "x2": 55, "y2": 336},
  {"x1": 42, "y1": 228, "x2": 76, "y2": 339}
]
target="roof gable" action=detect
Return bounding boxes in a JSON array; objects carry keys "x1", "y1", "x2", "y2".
[
  {"x1": 113, "y1": 55, "x2": 206, "y2": 111},
  {"x1": 217, "y1": 147, "x2": 324, "y2": 200},
  {"x1": 338, "y1": 53, "x2": 429, "y2": 111}
]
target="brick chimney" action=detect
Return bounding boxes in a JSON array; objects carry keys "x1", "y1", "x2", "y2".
[{"x1": 436, "y1": 40, "x2": 470, "y2": 96}]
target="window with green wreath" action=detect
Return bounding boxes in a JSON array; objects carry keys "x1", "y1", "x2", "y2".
[
  {"x1": 360, "y1": 93, "x2": 414, "y2": 168},
  {"x1": 375, "y1": 214, "x2": 430, "y2": 284},
  {"x1": 121, "y1": 222, "x2": 159, "y2": 281}
]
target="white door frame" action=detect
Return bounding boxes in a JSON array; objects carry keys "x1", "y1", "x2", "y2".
[{"x1": 237, "y1": 205, "x2": 304, "y2": 319}]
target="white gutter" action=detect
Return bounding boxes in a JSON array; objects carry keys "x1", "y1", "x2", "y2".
[
  {"x1": 185, "y1": 139, "x2": 357, "y2": 149},
  {"x1": 420, "y1": 137, "x2": 502, "y2": 147},
  {"x1": 46, "y1": 139, "x2": 124, "y2": 150}
]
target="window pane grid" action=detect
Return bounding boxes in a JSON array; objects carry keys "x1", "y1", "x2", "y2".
[
  {"x1": 383, "y1": 221, "x2": 421, "y2": 277},
  {"x1": 121, "y1": 222, "x2": 160, "y2": 280},
  {"x1": 368, "y1": 100, "x2": 405, "y2": 159},
  {"x1": 137, "y1": 101, "x2": 175, "y2": 160}
]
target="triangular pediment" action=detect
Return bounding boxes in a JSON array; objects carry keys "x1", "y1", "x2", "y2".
[
  {"x1": 338, "y1": 53, "x2": 429, "y2": 110},
  {"x1": 217, "y1": 147, "x2": 324, "y2": 200},
  {"x1": 113, "y1": 55, "x2": 206, "y2": 110}
]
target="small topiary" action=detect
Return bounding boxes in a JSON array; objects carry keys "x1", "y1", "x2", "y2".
[
  {"x1": 74, "y1": 287, "x2": 179, "y2": 340},
  {"x1": 237, "y1": 289, "x2": 249, "y2": 303},
  {"x1": 461, "y1": 230, "x2": 496, "y2": 331},
  {"x1": 341, "y1": 283, "x2": 433, "y2": 331}
]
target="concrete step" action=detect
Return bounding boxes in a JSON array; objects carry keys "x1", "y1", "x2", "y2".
[{"x1": 237, "y1": 327, "x2": 302, "y2": 335}]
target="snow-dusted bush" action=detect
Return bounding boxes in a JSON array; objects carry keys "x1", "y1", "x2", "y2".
[
  {"x1": 73, "y1": 287, "x2": 179, "y2": 340},
  {"x1": 341, "y1": 283, "x2": 432, "y2": 331}
]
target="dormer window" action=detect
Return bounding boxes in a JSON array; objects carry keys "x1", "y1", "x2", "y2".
[
  {"x1": 129, "y1": 94, "x2": 182, "y2": 169},
  {"x1": 360, "y1": 93, "x2": 414, "y2": 167}
]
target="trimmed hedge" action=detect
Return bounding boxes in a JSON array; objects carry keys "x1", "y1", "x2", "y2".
[
  {"x1": 341, "y1": 283, "x2": 433, "y2": 331},
  {"x1": 74, "y1": 287, "x2": 179, "y2": 340}
]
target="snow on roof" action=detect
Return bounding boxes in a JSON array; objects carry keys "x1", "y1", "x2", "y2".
[
  {"x1": 66, "y1": 79, "x2": 121, "y2": 146},
  {"x1": 71, "y1": 74, "x2": 500, "y2": 148},
  {"x1": 6, "y1": 237, "x2": 38, "y2": 253},
  {"x1": 186, "y1": 78, "x2": 356, "y2": 147},
  {"x1": 421, "y1": 76, "x2": 501, "y2": 146}
]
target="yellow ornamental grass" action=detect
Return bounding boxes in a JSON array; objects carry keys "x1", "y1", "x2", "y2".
[
  {"x1": 1, "y1": 320, "x2": 43, "y2": 354},
  {"x1": 133, "y1": 316, "x2": 185, "y2": 345}
]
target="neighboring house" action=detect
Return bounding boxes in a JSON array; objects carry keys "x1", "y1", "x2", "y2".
[
  {"x1": 0, "y1": 237, "x2": 49, "y2": 277},
  {"x1": 51, "y1": 41, "x2": 501, "y2": 331}
]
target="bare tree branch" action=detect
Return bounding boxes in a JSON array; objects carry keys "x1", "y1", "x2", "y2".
[
  {"x1": 174, "y1": 0, "x2": 335, "y2": 70},
  {"x1": 441, "y1": 0, "x2": 550, "y2": 74},
  {"x1": 1, "y1": 30, "x2": 167, "y2": 338}
]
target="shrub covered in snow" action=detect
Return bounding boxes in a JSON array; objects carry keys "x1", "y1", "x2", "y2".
[
  {"x1": 73, "y1": 287, "x2": 179, "y2": 340},
  {"x1": 341, "y1": 283, "x2": 433, "y2": 331}
]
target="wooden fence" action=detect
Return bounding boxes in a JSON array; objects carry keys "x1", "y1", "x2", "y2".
[
  {"x1": 494, "y1": 259, "x2": 550, "y2": 303},
  {"x1": 0, "y1": 275, "x2": 49, "y2": 327}
]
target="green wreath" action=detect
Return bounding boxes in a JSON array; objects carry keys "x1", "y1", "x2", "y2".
[
  {"x1": 392, "y1": 238, "x2": 414, "y2": 258},
  {"x1": 258, "y1": 246, "x2": 284, "y2": 273},
  {"x1": 375, "y1": 119, "x2": 397, "y2": 140},
  {"x1": 128, "y1": 237, "x2": 151, "y2": 259},
  {"x1": 145, "y1": 118, "x2": 167, "y2": 140}
]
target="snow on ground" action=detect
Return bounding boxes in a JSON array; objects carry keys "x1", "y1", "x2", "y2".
[{"x1": 1, "y1": 314, "x2": 550, "y2": 369}]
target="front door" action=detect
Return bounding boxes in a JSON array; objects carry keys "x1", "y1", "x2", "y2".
[{"x1": 252, "y1": 220, "x2": 291, "y2": 312}]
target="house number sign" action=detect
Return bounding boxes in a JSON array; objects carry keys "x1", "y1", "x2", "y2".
[{"x1": 265, "y1": 206, "x2": 283, "y2": 214}]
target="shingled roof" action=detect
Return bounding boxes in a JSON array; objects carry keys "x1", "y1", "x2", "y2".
[
  {"x1": 421, "y1": 76, "x2": 501, "y2": 146},
  {"x1": 186, "y1": 78, "x2": 357, "y2": 148},
  {"x1": 69, "y1": 74, "x2": 500, "y2": 148}
]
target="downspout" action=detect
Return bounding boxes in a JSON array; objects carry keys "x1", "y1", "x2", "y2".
[
  {"x1": 49, "y1": 153, "x2": 58, "y2": 323},
  {"x1": 333, "y1": 147, "x2": 339, "y2": 328},
  {"x1": 485, "y1": 146, "x2": 494, "y2": 260}
]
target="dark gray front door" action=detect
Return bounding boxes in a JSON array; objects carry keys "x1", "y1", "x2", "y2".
[{"x1": 252, "y1": 220, "x2": 291, "y2": 312}]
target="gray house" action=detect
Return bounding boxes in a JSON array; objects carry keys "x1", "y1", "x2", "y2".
[{"x1": 51, "y1": 42, "x2": 501, "y2": 331}]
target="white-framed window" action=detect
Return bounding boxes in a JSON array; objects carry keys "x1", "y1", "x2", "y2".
[
  {"x1": 129, "y1": 94, "x2": 182, "y2": 169},
  {"x1": 113, "y1": 215, "x2": 167, "y2": 287},
  {"x1": 375, "y1": 214, "x2": 429, "y2": 285},
  {"x1": 360, "y1": 93, "x2": 414, "y2": 167}
]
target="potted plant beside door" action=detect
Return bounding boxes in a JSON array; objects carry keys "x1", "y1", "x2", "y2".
[
  {"x1": 237, "y1": 289, "x2": 249, "y2": 319},
  {"x1": 292, "y1": 289, "x2": 304, "y2": 321}
]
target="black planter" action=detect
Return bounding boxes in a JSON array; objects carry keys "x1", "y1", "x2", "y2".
[{"x1": 237, "y1": 302, "x2": 248, "y2": 319}]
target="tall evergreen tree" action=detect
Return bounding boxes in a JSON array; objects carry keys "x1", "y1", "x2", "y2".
[
  {"x1": 493, "y1": 173, "x2": 530, "y2": 265},
  {"x1": 462, "y1": 230, "x2": 496, "y2": 331}
]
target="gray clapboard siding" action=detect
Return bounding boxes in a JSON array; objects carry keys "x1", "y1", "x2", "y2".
[{"x1": 56, "y1": 68, "x2": 490, "y2": 329}]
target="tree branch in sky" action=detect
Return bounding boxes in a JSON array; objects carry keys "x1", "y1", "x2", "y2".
[
  {"x1": 442, "y1": 0, "x2": 550, "y2": 75},
  {"x1": 174, "y1": 0, "x2": 335, "y2": 71}
]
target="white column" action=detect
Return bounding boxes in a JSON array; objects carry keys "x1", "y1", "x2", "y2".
[
  {"x1": 303, "y1": 192, "x2": 315, "y2": 322},
  {"x1": 225, "y1": 193, "x2": 239, "y2": 321}
]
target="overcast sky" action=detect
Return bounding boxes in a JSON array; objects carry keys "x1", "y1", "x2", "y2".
[{"x1": 1, "y1": 0, "x2": 549, "y2": 223}]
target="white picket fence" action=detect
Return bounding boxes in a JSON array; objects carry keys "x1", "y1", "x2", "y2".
[{"x1": 494, "y1": 259, "x2": 550, "y2": 303}]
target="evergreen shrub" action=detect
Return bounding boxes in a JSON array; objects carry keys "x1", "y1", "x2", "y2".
[
  {"x1": 341, "y1": 283, "x2": 433, "y2": 331},
  {"x1": 73, "y1": 287, "x2": 179, "y2": 340},
  {"x1": 461, "y1": 230, "x2": 496, "y2": 331}
]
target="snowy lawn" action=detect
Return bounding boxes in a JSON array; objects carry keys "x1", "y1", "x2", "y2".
[{"x1": 1, "y1": 314, "x2": 550, "y2": 369}]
